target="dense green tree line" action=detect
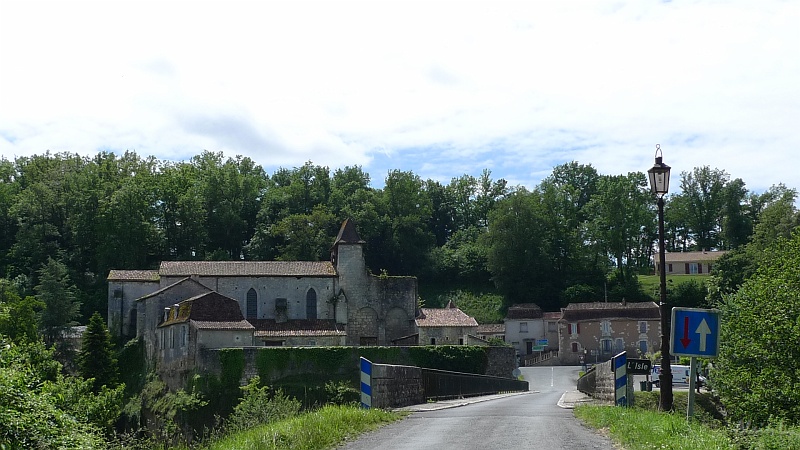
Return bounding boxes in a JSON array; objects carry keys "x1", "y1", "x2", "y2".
[{"x1": 0, "y1": 151, "x2": 796, "y2": 318}]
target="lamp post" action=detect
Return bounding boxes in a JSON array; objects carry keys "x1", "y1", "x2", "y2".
[{"x1": 648, "y1": 144, "x2": 673, "y2": 412}]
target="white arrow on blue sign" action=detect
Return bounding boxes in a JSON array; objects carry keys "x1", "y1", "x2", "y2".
[{"x1": 670, "y1": 307, "x2": 720, "y2": 358}]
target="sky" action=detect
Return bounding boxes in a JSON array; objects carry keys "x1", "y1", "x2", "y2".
[{"x1": 1, "y1": 0, "x2": 799, "y2": 193}]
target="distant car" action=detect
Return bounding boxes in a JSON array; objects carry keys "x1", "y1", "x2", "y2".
[{"x1": 652, "y1": 365, "x2": 706, "y2": 387}]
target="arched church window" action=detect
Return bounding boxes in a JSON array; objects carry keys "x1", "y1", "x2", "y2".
[
  {"x1": 246, "y1": 288, "x2": 257, "y2": 320},
  {"x1": 306, "y1": 288, "x2": 317, "y2": 320}
]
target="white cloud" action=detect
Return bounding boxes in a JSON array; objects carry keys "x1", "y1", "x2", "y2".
[{"x1": 1, "y1": 0, "x2": 798, "y2": 193}]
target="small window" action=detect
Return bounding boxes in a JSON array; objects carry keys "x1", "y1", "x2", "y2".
[
  {"x1": 571, "y1": 342, "x2": 579, "y2": 353},
  {"x1": 430, "y1": 338, "x2": 436, "y2": 345},
  {"x1": 600, "y1": 320, "x2": 611, "y2": 336},
  {"x1": 615, "y1": 338, "x2": 624, "y2": 352},
  {"x1": 113, "y1": 288, "x2": 123, "y2": 299},
  {"x1": 181, "y1": 326, "x2": 187, "y2": 347},
  {"x1": 668, "y1": 263, "x2": 673, "y2": 273},
  {"x1": 519, "y1": 322, "x2": 528, "y2": 333},
  {"x1": 639, "y1": 321, "x2": 647, "y2": 334},
  {"x1": 547, "y1": 321, "x2": 557, "y2": 332},
  {"x1": 459, "y1": 338, "x2": 464, "y2": 345},
  {"x1": 569, "y1": 323, "x2": 580, "y2": 335},
  {"x1": 601, "y1": 339, "x2": 612, "y2": 353}
]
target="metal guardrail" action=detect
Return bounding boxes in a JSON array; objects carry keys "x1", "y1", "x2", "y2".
[{"x1": 421, "y1": 367, "x2": 529, "y2": 400}]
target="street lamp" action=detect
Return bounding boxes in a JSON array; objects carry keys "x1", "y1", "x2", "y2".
[{"x1": 648, "y1": 144, "x2": 673, "y2": 412}]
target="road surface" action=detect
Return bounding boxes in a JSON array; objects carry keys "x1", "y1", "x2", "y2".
[{"x1": 337, "y1": 366, "x2": 614, "y2": 450}]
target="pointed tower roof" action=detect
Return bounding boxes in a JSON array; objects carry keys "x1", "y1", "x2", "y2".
[{"x1": 333, "y1": 218, "x2": 365, "y2": 245}]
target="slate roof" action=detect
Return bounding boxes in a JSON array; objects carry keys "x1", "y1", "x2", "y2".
[
  {"x1": 159, "y1": 291, "x2": 249, "y2": 327},
  {"x1": 135, "y1": 277, "x2": 211, "y2": 302},
  {"x1": 560, "y1": 301, "x2": 660, "y2": 322},
  {"x1": 333, "y1": 218, "x2": 365, "y2": 245},
  {"x1": 505, "y1": 303, "x2": 544, "y2": 320},
  {"x1": 107, "y1": 269, "x2": 160, "y2": 281},
  {"x1": 416, "y1": 301, "x2": 479, "y2": 327},
  {"x1": 664, "y1": 251, "x2": 727, "y2": 262},
  {"x1": 250, "y1": 319, "x2": 346, "y2": 337},
  {"x1": 158, "y1": 260, "x2": 336, "y2": 277}
]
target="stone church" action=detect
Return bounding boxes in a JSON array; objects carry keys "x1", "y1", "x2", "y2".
[{"x1": 107, "y1": 219, "x2": 420, "y2": 363}]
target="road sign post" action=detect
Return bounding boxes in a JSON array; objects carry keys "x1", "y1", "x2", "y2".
[{"x1": 670, "y1": 308, "x2": 720, "y2": 419}]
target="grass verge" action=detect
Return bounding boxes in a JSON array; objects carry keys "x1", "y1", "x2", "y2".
[
  {"x1": 204, "y1": 404, "x2": 405, "y2": 450},
  {"x1": 576, "y1": 391, "x2": 800, "y2": 449},
  {"x1": 574, "y1": 404, "x2": 732, "y2": 450}
]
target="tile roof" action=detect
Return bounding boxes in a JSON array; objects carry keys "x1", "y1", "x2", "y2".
[
  {"x1": 107, "y1": 269, "x2": 160, "y2": 281},
  {"x1": 505, "y1": 303, "x2": 543, "y2": 320},
  {"x1": 542, "y1": 311, "x2": 563, "y2": 320},
  {"x1": 159, "y1": 291, "x2": 247, "y2": 327},
  {"x1": 190, "y1": 320, "x2": 254, "y2": 330},
  {"x1": 251, "y1": 319, "x2": 346, "y2": 337},
  {"x1": 476, "y1": 324, "x2": 505, "y2": 334},
  {"x1": 158, "y1": 260, "x2": 337, "y2": 277},
  {"x1": 561, "y1": 301, "x2": 660, "y2": 322},
  {"x1": 416, "y1": 305, "x2": 479, "y2": 327},
  {"x1": 664, "y1": 251, "x2": 727, "y2": 262}
]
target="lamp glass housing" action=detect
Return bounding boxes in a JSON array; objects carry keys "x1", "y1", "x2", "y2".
[{"x1": 648, "y1": 156, "x2": 671, "y2": 196}]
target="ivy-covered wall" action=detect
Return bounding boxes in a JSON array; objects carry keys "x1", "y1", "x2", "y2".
[{"x1": 198, "y1": 345, "x2": 515, "y2": 389}]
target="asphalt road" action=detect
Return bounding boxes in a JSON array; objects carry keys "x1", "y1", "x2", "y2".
[{"x1": 336, "y1": 366, "x2": 614, "y2": 450}]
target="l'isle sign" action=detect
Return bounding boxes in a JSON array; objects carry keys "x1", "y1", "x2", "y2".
[
  {"x1": 670, "y1": 307, "x2": 721, "y2": 358},
  {"x1": 626, "y1": 358, "x2": 652, "y2": 375}
]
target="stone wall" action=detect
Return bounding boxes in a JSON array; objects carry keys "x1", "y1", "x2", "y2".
[
  {"x1": 370, "y1": 364, "x2": 425, "y2": 408},
  {"x1": 576, "y1": 357, "x2": 633, "y2": 405}
]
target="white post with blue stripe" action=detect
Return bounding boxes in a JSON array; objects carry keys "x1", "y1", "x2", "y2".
[
  {"x1": 360, "y1": 357, "x2": 372, "y2": 409},
  {"x1": 613, "y1": 351, "x2": 627, "y2": 407}
]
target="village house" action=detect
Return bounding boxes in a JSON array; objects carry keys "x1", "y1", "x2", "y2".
[
  {"x1": 656, "y1": 250, "x2": 727, "y2": 275},
  {"x1": 414, "y1": 300, "x2": 481, "y2": 346},
  {"x1": 557, "y1": 301, "x2": 661, "y2": 365},
  {"x1": 503, "y1": 303, "x2": 546, "y2": 358}
]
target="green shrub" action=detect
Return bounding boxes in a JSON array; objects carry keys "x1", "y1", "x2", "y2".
[{"x1": 225, "y1": 376, "x2": 301, "y2": 432}]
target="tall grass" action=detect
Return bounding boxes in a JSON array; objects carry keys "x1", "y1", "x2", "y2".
[
  {"x1": 575, "y1": 405, "x2": 732, "y2": 450},
  {"x1": 204, "y1": 405, "x2": 404, "y2": 450}
]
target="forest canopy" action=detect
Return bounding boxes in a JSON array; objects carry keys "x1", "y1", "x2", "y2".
[{"x1": 1, "y1": 150, "x2": 797, "y2": 318}]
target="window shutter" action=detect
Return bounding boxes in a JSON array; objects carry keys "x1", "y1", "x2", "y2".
[
  {"x1": 577, "y1": 323, "x2": 581, "y2": 334},
  {"x1": 685, "y1": 263, "x2": 690, "y2": 274},
  {"x1": 698, "y1": 264, "x2": 703, "y2": 274}
]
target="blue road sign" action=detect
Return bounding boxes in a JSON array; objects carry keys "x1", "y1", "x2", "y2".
[{"x1": 670, "y1": 307, "x2": 720, "y2": 358}]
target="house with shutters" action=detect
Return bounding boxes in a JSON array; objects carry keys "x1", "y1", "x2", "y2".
[
  {"x1": 107, "y1": 219, "x2": 419, "y2": 365},
  {"x1": 557, "y1": 301, "x2": 661, "y2": 365},
  {"x1": 503, "y1": 303, "x2": 546, "y2": 358},
  {"x1": 655, "y1": 251, "x2": 727, "y2": 276}
]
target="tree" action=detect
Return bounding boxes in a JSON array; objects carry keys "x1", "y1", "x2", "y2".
[
  {"x1": 714, "y1": 230, "x2": 800, "y2": 426},
  {"x1": 485, "y1": 189, "x2": 560, "y2": 309},
  {"x1": 77, "y1": 312, "x2": 119, "y2": 392},
  {"x1": 35, "y1": 257, "x2": 81, "y2": 346},
  {"x1": 678, "y1": 166, "x2": 729, "y2": 250},
  {"x1": 0, "y1": 278, "x2": 42, "y2": 342},
  {"x1": 372, "y1": 170, "x2": 434, "y2": 275},
  {"x1": 585, "y1": 172, "x2": 653, "y2": 272}
]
